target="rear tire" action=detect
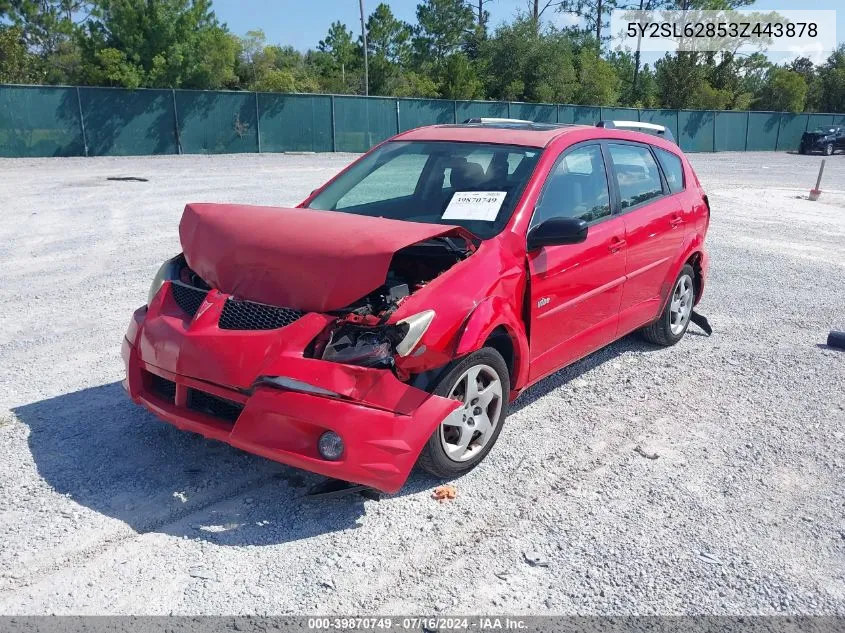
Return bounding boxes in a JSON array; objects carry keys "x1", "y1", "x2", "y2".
[
  {"x1": 417, "y1": 348, "x2": 509, "y2": 479},
  {"x1": 640, "y1": 265, "x2": 695, "y2": 347}
]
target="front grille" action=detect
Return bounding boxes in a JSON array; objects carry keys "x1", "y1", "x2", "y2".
[
  {"x1": 219, "y1": 298, "x2": 304, "y2": 331},
  {"x1": 149, "y1": 373, "x2": 176, "y2": 403},
  {"x1": 171, "y1": 282, "x2": 208, "y2": 318},
  {"x1": 187, "y1": 388, "x2": 243, "y2": 424}
]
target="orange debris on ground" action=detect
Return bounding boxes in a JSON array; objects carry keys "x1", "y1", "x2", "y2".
[{"x1": 432, "y1": 485, "x2": 457, "y2": 502}]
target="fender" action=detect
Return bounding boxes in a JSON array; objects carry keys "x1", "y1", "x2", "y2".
[
  {"x1": 657, "y1": 232, "x2": 707, "y2": 316},
  {"x1": 454, "y1": 296, "x2": 530, "y2": 392}
]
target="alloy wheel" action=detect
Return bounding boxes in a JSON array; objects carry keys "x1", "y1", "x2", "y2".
[
  {"x1": 440, "y1": 364, "x2": 503, "y2": 462},
  {"x1": 669, "y1": 273, "x2": 694, "y2": 335}
]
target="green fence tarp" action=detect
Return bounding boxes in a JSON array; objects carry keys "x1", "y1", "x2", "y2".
[
  {"x1": 0, "y1": 85, "x2": 83, "y2": 157},
  {"x1": 397, "y1": 98, "x2": 455, "y2": 132},
  {"x1": 510, "y1": 102, "x2": 557, "y2": 123},
  {"x1": 175, "y1": 90, "x2": 258, "y2": 154},
  {"x1": 807, "y1": 114, "x2": 838, "y2": 130},
  {"x1": 776, "y1": 114, "x2": 808, "y2": 151},
  {"x1": 714, "y1": 111, "x2": 748, "y2": 152},
  {"x1": 334, "y1": 96, "x2": 398, "y2": 153},
  {"x1": 79, "y1": 87, "x2": 176, "y2": 156},
  {"x1": 455, "y1": 100, "x2": 508, "y2": 122},
  {"x1": 258, "y1": 93, "x2": 332, "y2": 152},
  {"x1": 559, "y1": 105, "x2": 601, "y2": 125},
  {"x1": 679, "y1": 110, "x2": 715, "y2": 153},
  {"x1": 4, "y1": 85, "x2": 845, "y2": 158},
  {"x1": 601, "y1": 107, "x2": 639, "y2": 122},
  {"x1": 746, "y1": 112, "x2": 780, "y2": 151},
  {"x1": 638, "y1": 109, "x2": 679, "y2": 141}
]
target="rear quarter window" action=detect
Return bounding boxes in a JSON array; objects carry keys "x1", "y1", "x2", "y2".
[{"x1": 654, "y1": 147, "x2": 685, "y2": 194}]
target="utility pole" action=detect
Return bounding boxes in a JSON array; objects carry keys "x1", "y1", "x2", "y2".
[
  {"x1": 359, "y1": 0, "x2": 369, "y2": 96},
  {"x1": 595, "y1": 0, "x2": 603, "y2": 50},
  {"x1": 632, "y1": 0, "x2": 645, "y2": 98}
]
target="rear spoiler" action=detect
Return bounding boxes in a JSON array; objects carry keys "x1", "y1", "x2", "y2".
[{"x1": 596, "y1": 120, "x2": 675, "y2": 143}]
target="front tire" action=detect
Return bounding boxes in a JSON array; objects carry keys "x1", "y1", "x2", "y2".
[
  {"x1": 640, "y1": 265, "x2": 695, "y2": 347},
  {"x1": 825, "y1": 143, "x2": 834, "y2": 156},
  {"x1": 417, "y1": 348, "x2": 509, "y2": 479}
]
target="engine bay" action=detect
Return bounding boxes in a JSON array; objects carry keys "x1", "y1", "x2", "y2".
[
  {"x1": 331, "y1": 237, "x2": 473, "y2": 324},
  {"x1": 310, "y1": 237, "x2": 473, "y2": 369}
]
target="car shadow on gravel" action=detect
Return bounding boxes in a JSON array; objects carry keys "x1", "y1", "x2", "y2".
[
  {"x1": 15, "y1": 334, "x2": 669, "y2": 546},
  {"x1": 14, "y1": 383, "x2": 441, "y2": 546}
]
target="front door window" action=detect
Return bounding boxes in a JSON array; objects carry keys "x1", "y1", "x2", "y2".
[{"x1": 531, "y1": 144, "x2": 611, "y2": 226}]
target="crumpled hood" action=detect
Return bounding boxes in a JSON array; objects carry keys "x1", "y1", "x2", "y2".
[{"x1": 179, "y1": 203, "x2": 472, "y2": 313}]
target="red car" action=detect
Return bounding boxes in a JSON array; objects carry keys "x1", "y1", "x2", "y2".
[{"x1": 123, "y1": 120, "x2": 710, "y2": 494}]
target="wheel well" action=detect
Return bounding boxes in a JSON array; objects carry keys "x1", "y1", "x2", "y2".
[
  {"x1": 686, "y1": 252, "x2": 703, "y2": 301},
  {"x1": 485, "y1": 326, "x2": 515, "y2": 389},
  {"x1": 408, "y1": 326, "x2": 516, "y2": 394}
]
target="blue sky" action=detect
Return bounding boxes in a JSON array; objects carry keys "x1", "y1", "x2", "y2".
[{"x1": 213, "y1": 0, "x2": 842, "y2": 63}]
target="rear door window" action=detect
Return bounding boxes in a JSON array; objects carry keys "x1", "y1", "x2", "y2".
[
  {"x1": 607, "y1": 143, "x2": 664, "y2": 210},
  {"x1": 653, "y1": 147, "x2": 685, "y2": 194}
]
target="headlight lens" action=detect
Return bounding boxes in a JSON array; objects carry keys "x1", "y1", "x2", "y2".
[
  {"x1": 394, "y1": 310, "x2": 435, "y2": 356},
  {"x1": 147, "y1": 255, "x2": 182, "y2": 305},
  {"x1": 321, "y1": 310, "x2": 435, "y2": 367}
]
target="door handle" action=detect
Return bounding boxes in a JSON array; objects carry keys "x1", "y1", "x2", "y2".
[
  {"x1": 609, "y1": 237, "x2": 626, "y2": 253},
  {"x1": 670, "y1": 215, "x2": 684, "y2": 228}
]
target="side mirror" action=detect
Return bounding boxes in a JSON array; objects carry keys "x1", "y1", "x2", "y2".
[{"x1": 526, "y1": 217, "x2": 589, "y2": 250}]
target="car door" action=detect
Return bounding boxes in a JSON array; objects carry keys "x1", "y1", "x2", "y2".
[
  {"x1": 607, "y1": 142, "x2": 688, "y2": 335},
  {"x1": 527, "y1": 142, "x2": 627, "y2": 383},
  {"x1": 837, "y1": 128, "x2": 845, "y2": 151}
]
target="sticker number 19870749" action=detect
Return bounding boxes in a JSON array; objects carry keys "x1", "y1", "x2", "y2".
[{"x1": 441, "y1": 191, "x2": 507, "y2": 222}]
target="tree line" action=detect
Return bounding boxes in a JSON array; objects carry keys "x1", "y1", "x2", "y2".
[{"x1": 1, "y1": 0, "x2": 843, "y2": 113}]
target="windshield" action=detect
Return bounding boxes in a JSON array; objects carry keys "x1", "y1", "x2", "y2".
[{"x1": 307, "y1": 141, "x2": 542, "y2": 239}]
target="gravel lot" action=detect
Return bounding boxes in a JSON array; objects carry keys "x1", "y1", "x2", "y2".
[{"x1": 0, "y1": 150, "x2": 843, "y2": 616}]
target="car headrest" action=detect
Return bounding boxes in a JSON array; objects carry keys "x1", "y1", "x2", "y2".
[
  {"x1": 486, "y1": 154, "x2": 509, "y2": 184},
  {"x1": 451, "y1": 160, "x2": 486, "y2": 190}
]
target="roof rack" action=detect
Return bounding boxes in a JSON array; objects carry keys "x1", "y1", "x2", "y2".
[
  {"x1": 463, "y1": 117, "x2": 533, "y2": 124},
  {"x1": 596, "y1": 120, "x2": 675, "y2": 142}
]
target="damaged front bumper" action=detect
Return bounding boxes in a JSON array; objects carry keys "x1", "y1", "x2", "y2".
[{"x1": 122, "y1": 295, "x2": 460, "y2": 494}]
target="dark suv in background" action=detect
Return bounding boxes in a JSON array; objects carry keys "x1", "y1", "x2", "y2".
[{"x1": 799, "y1": 127, "x2": 845, "y2": 155}]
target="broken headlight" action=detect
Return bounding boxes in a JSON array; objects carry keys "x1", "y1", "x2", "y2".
[
  {"x1": 147, "y1": 255, "x2": 183, "y2": 305},
  {"x1": 322, "y1": 310, "x2": 435, "y2": 368}
]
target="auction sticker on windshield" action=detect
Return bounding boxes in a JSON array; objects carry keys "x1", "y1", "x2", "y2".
[{"x1": 442, "y1": 191, "x2": 507, "y2": 222}]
